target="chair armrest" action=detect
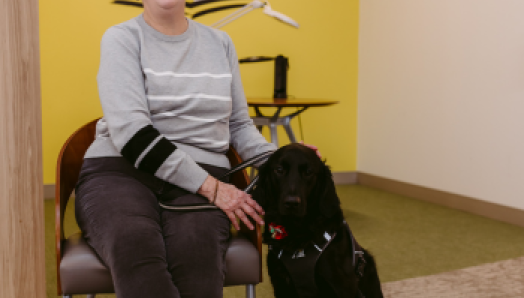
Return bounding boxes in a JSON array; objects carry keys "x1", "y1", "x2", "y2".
[{"x1": 225, "y1": 145, "x2": 263, "y2": 282}]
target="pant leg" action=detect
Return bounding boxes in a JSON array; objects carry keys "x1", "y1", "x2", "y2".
[
  {"x1": 161, "y1": 193, "x2": 231, "y2": 298},
  {"x1": 75, "y1": 158, "x2": 180, "y2": 298}
]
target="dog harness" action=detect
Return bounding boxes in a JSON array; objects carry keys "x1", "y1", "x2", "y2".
[{"x1": 268, "y1": 221, "x2": 367, "y2": 298}]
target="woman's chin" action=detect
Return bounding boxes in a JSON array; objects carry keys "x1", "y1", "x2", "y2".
[{"x1": 144, "y1": 0, "x2": 183, "y2": 11}]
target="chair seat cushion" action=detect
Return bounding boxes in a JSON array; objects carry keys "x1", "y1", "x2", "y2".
[{"x1": 60, "y1": 232, "x2": 260, "y2": 294}]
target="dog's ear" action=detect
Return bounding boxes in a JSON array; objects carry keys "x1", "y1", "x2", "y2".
[
  {"x1": 315, "y1": 162, "x2": 341, "y2": 218},
  {"x1": 251, "y1": 162, "x2": 271, "y2": 209}
]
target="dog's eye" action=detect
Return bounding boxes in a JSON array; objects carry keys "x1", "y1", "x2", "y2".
[
  {"x1": 274, "y1": 166, "x2": 284, "y2": 175},
  {"x1": 305, "y1": 168, "x2": 314, "y2": 176}
]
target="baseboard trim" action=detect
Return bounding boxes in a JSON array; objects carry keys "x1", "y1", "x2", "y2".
[
  {"x1": 357, "y1": 172, "x2": 524, "y2": 228},
  {"x1": 44, "y1": 172, "x2": 524, "y2": 229},
  {"x1": 332, "y1": 171, "x2": 358, "y2": 185},
  {"x1": 44, "y1": 184, "x2": 54, "y2": 200}
]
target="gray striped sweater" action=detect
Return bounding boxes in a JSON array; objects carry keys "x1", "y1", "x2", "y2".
[{"x1": 85, "y1": 14, "x2": 276, "y2": 193}]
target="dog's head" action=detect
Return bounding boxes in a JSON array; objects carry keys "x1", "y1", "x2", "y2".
[{"x1": 253, "y1": 143, "x2": 340, "y2": 219}]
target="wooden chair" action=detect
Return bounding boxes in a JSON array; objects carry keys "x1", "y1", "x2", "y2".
[{"x1": 56, "y1": 119, "x2": 262, "y2": 298}]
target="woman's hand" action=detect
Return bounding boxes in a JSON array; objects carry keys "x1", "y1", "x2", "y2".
[
  {"x1": 299, "y1": 141, "x2": 322, "y2": 159},
  {"x1": 198, "y1": 176, "x2": 264, "y2": 230}
]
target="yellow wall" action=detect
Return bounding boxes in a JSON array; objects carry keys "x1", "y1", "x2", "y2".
[{"x1": 40, "y1": 0, "x2": 359, "y2": 184}]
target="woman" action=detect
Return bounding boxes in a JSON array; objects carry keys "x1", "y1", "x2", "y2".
[{"x1": 76, "y1": 0, "x2": 319, "y2": 297}]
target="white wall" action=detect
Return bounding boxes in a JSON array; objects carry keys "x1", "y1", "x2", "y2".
[{"x1": 358, "y1": 0, "x2": 524, "y2": 210}]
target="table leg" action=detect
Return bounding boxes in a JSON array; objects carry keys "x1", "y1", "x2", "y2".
[
  {"x1": 283, "y1": 117, "x2": 297, "y2": 143},
  {"x1": 250, "y1": 106, "x2": 308, "y2": 146},
  {"x1": 269, "y1": 123, "x2": 279, "y2": 147}
]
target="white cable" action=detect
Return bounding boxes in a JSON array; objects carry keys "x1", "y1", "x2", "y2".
[
  {"x1": 211, "y1": 1, "x2": 264, "y2": 28},
  {"x1": 211, "y1": 0, "x2": 299, "y2": 29},
  {"x1": 211, "y1": 4, "x2": 251, "y2": 28},
  {"x1": 251, "y1": 0, "x2": 266, "y2": 9},
  {"x1": 211, "y1": 5, "x2": 256, "y2": 28},
  {"x1": 263, "y1": 2, "x2": 299, "y2": 28}
]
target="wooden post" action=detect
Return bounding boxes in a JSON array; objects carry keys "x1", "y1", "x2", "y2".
[{"x1": 0, "y1": 0, "x2": 46, "y2": 297}]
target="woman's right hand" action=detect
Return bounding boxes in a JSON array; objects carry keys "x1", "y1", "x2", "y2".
[{"x1": 198, "y1": 176, "x2": 265, "y2": 231}]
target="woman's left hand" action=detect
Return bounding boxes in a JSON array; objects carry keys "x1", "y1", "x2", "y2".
[{"x1": 299, "y1": 141, "x2": 322, "y2": 159}]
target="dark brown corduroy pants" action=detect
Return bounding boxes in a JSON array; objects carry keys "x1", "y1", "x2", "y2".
[{"x1": 75, "y1": 157, "x2": 231, "y2": 298}]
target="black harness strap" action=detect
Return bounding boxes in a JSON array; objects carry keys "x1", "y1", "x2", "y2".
[{"x1": 159, "y1": 150, "x2": 272, "y2": 211}]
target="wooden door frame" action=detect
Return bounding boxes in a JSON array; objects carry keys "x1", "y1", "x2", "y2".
[{"x1": 0, "y1": 0, "x2": 46, "y2": 297}]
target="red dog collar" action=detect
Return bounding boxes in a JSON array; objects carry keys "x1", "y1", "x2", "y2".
[{"x1": 269, "y1": 223, "x2": 288, "y2": 240}]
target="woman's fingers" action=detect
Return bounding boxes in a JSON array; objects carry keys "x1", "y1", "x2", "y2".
[
  {"x1": 226, "y1": 211, "x2": 240, "y2": 231},
  {"x1": 241, "y1": 202, "x2": 264, "y2": 226},
  {"x1": 299, "y1": 140, "x2": 317, "y2": 149},
  {"x1": 299, "y1": 141, "x2": 322, "y2": 158},
  {"x1": 246, "y1": 197, "x2": 265, "y2": 216},
  {"x1": 234, "y1": 208, "x2": 254, "y2": 230},
  {"x1": 213, "y1": 182, "x2": 266, "y2": 230}
]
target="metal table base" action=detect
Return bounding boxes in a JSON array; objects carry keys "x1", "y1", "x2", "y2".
[{"x1": 252, "y1": 106, "x2": 308, "y2": 147}]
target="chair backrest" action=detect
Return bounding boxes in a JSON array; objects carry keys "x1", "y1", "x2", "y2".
[
  {"x1": 55, "y1": 119, "x2": 98, "y2": 240},
  {"x1": 55, "y1": 118, "x2": 98, "y2": 294}
]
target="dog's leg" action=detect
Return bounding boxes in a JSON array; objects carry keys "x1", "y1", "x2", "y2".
[
  {"x1": 357, "y1": 250, "x2": 384, "y2": 298},
  {"x1": 317, "y1": 260, "x2": 359, "y2": 298},
  {"x1": 316, "y1": 234, "x2": 360, "y2": 298},
  {"x1": 267, "y1": 254, "x2": 300, "y2": 298}
]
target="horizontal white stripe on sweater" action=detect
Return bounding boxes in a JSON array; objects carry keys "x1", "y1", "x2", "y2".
[
  {"x1": 144, "y1": 68, "x2": 232, "y2": 79},
  {"x1": 188, "y1": 137, "x2": 228, "y2": 147},
  {"x1": 147, "y1": 94, "x2": 232, "y2": 101},
  {"x1": 152, "y1": 112, "x2": 225, "y2": 123},
  {"x1": 179, "y1": 115, "x2": 223, "y2": 123},
  {"x1": 165, "y1": 136, "x2": 228, "y2": 148}
]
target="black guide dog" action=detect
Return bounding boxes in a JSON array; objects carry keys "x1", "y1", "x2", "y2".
[{"x1": 252, "y1": 143, "x2": 384, "y2": 298}]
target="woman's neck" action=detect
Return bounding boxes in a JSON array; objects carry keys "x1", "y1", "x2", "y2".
[{"x1": 143, "y1": 4, "x2": 188, "y2": 36}]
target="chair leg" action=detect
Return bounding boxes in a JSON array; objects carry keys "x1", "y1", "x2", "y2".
[
  {"x1": 87, "y1": 295, "x2": 96, "y2": 298},
  {"x1": 63, "y1": 296, "x2": 72, "y2": 298},
  {"x1": 246, "y1": 284, "x2": 256, "y2": 298}
]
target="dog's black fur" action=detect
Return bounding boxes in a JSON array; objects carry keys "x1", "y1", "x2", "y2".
[{"x1": 252, "y1": 143, "x2": 384, "y2": 298}]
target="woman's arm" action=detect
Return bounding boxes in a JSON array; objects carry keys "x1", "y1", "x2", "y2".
[
  {"x1": 223, "y1": 33, "x2": 277, "y2": 163},
  {"x1": 97, "y1": 26, "x2": 209, "y2": 194},
  {"x1": 222, "y1": 33, "x2": 322, "y2": 162}
]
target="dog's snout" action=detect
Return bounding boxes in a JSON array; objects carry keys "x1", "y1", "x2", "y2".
[{"x1": 284, "y1": 196, "x2": 301, "y2": 208}]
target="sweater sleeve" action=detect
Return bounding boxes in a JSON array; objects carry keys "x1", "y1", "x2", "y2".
[
  {"x1": 224, "y1": 33, "x2": 277, "y2": 164},
  {"x1": 97, "y1": 27, "x2": 209, "y2": 193}
]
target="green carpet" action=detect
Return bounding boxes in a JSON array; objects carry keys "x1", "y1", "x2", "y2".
[{"x1": 45, "y1": 185, "x2": 524, "y2": 297}]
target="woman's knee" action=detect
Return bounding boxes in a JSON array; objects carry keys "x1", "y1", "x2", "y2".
[
  {"x1": 163, "y1": 210, "x2": 230, "y2": 275},
  {"x1": 165, "y1": 210, "x2": 229, "y2": 250},
  {"x1": 106, "y1": 222, "x2": 179, "y2": 297},
  {"x1": 107, "y1": 219, "x2": 165, "y2": 261}
]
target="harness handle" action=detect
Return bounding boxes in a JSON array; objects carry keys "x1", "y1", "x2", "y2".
[{"x1": 159, "y1": 150, "x2": 273, "y2": 211}]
